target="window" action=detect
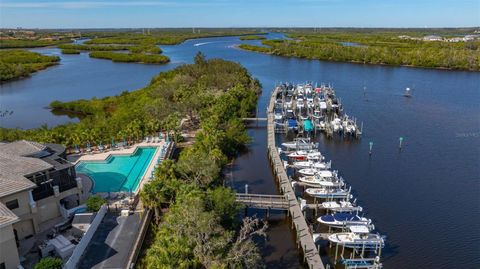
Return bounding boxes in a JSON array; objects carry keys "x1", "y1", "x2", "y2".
[{"x1": 6, "y1": 199, "x2": 19, "y2": 210}]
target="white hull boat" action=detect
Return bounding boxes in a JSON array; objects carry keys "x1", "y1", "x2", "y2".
[
  {"x1": 317, "y1": 213, "x2": 371, "y2": 228},
  {"x1": 322, "y1": 201, "x2": 363, "y2": 213},
  {"x1": 328, "y1": 226, "x2": 385, "y2": 249},
  {"x1": 281, "y1": 139, "x2": 314, "y2": 150},
  {"x1": 299, "y1": 176, "x2": 344, "y2": 187},
  {"x1": 291, "y1": 160, "x2": 330, "y2": 169},
  {"x1": 305, "y1": 187, "x2": 351, "y2": 199},
  {"x1": 287, "y1": 150, "x2": 323, "y2": 161}
]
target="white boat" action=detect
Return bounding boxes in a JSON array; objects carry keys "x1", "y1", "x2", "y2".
[
  {"x1": 328, "y1": 226, "x2": 385, "y2": 249},
  {"x1": 319, "y1": 101, "x2": 327, "y2": 111},
  {"x1": 331, "y1": 118, "x2": 343, "y2": 132},
  {"x1": 305, "y1": 187, "x2": 351, "y2": 199},
  {"x1": 281, "y1": 138, "x2": 314, "y2": 150},
  {"x1": 291, "y1": 160, "x2": 330, "y2": 169},
  {"x1": 317, "y1": 213, "x2": 371, "y2": 228},
  {"x1": 287, "y1": 150, "x2": 323, "y2": 161},
  {"x1": 296, "y1": 163, "x2": 333, "y2": 175},
  {"x1": 322, "y1": 200, "x2": 363, "y2": 213},
  {"x1": 312, "y1": 110, "x2": 322, "y2": 119},
  {"x1": 297, "y1": 99, "x2": 305, "y2": 109},
  {"x1": 299, "y1": 175, "x2": 344, "y2": 187}
]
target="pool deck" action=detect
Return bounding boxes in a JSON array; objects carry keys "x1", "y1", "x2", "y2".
[{"x1": 75, "y1": 141, "x2": 165, "y2": 194}]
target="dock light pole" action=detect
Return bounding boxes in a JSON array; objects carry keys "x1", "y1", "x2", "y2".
[
  {"x1": 399, "y1": 137, "x2": 404, "y2": 150},
  {"x1": 369, "y1": 141, "x2": 373, "y2": 155}
]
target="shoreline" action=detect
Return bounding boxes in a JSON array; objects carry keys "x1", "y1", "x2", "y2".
[{"x1": 237, "y1": 45, "x2": 480, "y2": 73}]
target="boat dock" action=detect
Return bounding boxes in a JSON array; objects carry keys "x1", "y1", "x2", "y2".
[
  {"x1": 272, "y1": 83, "x2": 363, "y2": 138},
  {"x1": 266, "y1": 87, "x2": 326, "y2": 269}
]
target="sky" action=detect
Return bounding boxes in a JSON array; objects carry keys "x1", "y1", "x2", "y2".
[{"x1": 0, "y1": 0, "x2": 478, "y2": 29}]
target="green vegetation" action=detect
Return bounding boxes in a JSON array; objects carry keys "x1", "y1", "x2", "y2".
[
  {"x1": 85, "y1": 30, "x2": 264, "y2": 46},
  {"x1": 89, "y1": 51, "x2": 169, "y2": 64},
  {"x1": 0, "y1": 50, "x2": 60, "y2": 82},
  {"x1": 86, "y1": 195, "x2": 107, "y2": 212},
  {"x1": 58, "y1": 39, "x2": 169, "y2": 64},
  {"x1": 137, "y1": 53, "x2": 264, "y2": 268},
  {"x1": 0, "y1": 53, "x2": 264, "y2": 268},
  {"x1": 0, "y1": 53, "x2": 260, "y2": 149},
  {"x1": 239, "y1": 35, "x2": 267, "y2": 40},
  {"x1": 0, "y1": 39, "x2": 68, "y2": 49},
  {"x1": 57, "y1": 43, "x2": 130, "y2": 51},
  {"x1": 61, "y1": 49, "x2": 80, "y2": 54},
  {"x1": 238, "y1": 44, "x2": 270, "y2": 53},
  {"x1": 34, "y1": 257, "x2": 63, "y2": 269},
  {"x1": 239, "y1": 31, "x2": 480, "y2": 71}
]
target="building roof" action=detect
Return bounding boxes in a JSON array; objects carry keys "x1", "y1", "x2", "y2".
[
  {"x1": 0, "y1": 202, "x2": 20, "y2": 228},
  {"x1": 0, "y1": 140, "x2": 46, "y2": 157},
  {"x1": 0, "y1": 140, "x2": 54, "y2": 198}
]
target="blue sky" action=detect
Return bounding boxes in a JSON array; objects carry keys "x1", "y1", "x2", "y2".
[{"x1": 0, "y1": 0, "x2": 478, "y2": 28}]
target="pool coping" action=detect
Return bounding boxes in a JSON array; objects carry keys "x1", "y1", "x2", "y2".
[{"x1": 75, "y1": 141, "x2": 165, "y2": 194}]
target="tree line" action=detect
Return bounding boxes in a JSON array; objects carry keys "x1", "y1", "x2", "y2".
[
  {"x1": 239, "y1": 31, "x2": 480, "y2": 71},
  {"x1": 137, "y1": 53, "x2": 265, "y2": 268},
  {"x1": 0, "y1": 50, "x2": 60, "y2": 82}
]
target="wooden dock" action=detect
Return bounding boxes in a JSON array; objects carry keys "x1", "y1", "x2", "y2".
[
  {"x1": 267, "y1": 87, "x2": 325, "y2": 269},
  {"x1": 235, "y1": 193, "x2": 289, "y2": 210}
]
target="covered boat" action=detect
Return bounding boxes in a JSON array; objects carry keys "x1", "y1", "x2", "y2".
[{"x1": 303, "y1": 119, "x2": 313, "y2": 132}]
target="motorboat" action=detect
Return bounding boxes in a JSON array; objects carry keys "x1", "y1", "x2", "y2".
[
  {"x1": 328, "y1": 226, "x2": 385, "y2": 249},
  {"x1": 299, "y1": 175, "x2": 344, "y2": 188},
  {"x1": 287, "y1": 119, "x2": 298, "y2": 130},
  {"x1": 331, "y1": 118, "x2": 343, "y2": 132},
  {"x1": 285, "y1": 109, "x2": 295, "y2": 119},
  {"x1": 317, "y1": 213, "x2": 371, "y2": 228},
  {"x1": 312, "y1": 110, "x2": 322, "y2": 119},
  {"x1": 274, "y1": 107, "x2": 283, "y2": 121},
  {"x1": 303, "y1": 119, "x2": 313, "y2": 132},
  {"x1": 281, "y1": 138, "x2": 314, "y2": 150},
  {"x1": 297, "y1": 167, "x2": 328, "y2": 176},
  {"x1": 284, "y1": 96, "x2": 293, "y2": 109},
  {"x1": 287, "y1": 150, "x2": 322, "y2": 161},
  {"x1": 291, "y1": 160, "x2": 330, "y2": 169},
  {"x1": 297, "y1": 98, "x2": 305, "y2": 110},
  {"x1": 322, "y1": 200, "x2": 363, "y2": 213},
  {"x1": 305, "y1": 187, "x2": 352, "y2": 199}
]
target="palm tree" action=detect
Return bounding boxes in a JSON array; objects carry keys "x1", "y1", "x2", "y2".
[{"x1": 139, "y1": 181, "x2": 165, "y2": 223}]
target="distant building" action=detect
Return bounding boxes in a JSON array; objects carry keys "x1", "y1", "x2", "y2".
[
  {"x1": 423, "y1": 35, "x2": 442, "y2": 41},
  {"x1": 0, "y1": 140, "x2": 84, "y2": 269}
]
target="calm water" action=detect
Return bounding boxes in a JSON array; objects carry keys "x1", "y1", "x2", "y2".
[
  {"x1": 1, "y1": 33, "x2": 479, "y2": 268},
  {"x1": 76, "y1": 147, "x2": 157, "y2": 193}
]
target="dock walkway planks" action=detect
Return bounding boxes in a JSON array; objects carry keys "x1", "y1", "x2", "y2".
[{"x1": 267, "y1": 88, "x2": 325, "y2": 269}]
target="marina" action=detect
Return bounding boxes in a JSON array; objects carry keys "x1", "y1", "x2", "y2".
[
  {"x1": 264, "y1": 86, "x2": 385, "y2": 268},
  {"x1": 273, "y1": 83, "x2": 362, "y2": 138},
  {"x1": 1, "y1": 32, "x2": 479, "y2": 269}
]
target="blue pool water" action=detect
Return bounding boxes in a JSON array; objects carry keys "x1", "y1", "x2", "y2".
[{"x1": 76, "y1": 147, "x2": 157, "y2": 193}]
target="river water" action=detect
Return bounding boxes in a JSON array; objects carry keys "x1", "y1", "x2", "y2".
[{"x1": 1, "y1": 33, "x2": 479, "y2": 269}]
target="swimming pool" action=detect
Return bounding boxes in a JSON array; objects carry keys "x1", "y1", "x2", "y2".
[{"x1": 76, "y1": 147, "x2": 157, "y2": 193}]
